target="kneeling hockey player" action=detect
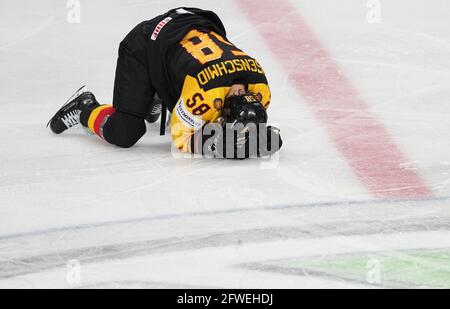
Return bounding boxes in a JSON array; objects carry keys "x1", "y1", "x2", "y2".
[{"x1": 48, "y1": 7, "x2": 282, "y2": 159}]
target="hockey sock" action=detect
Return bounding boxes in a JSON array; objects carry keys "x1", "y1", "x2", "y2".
[{"x1": 81, "y1": 104, "x2": 116, "y2": 139}]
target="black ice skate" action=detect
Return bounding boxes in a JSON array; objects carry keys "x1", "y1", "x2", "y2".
[
  {"x1": 47, "y1": 86, "x2": 100, "y2": 134},
  {"x1": 145, "y1": 93, "x2": 163, "y2": 124}
]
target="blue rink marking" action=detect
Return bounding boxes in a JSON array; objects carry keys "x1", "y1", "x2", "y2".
[{"x1": 0, "y1": 195, "x2": 449, "y2": 241}]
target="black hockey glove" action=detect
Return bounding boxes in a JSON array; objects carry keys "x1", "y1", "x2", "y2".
[
  {"x1": 196, "y1": 94, "x2": 283, "y2": 159},
  {"x1": 258, "y1": 125, "x2": 283, "y2": 157},
  {"x1": 199, "y1": 123, "x2": 283, "y2": 159}
]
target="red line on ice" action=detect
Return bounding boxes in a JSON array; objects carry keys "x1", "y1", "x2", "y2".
[{"x1": 237, "y1": 0, "x2": 432, "y2": 198}]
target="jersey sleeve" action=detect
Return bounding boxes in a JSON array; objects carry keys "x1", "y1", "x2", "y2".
[
  {"x1": 248, "y1": 83, "x2": 271, "y2": 110},
  {"x1": 171, "y1": 76, "x2": 227, "y2": 153}
]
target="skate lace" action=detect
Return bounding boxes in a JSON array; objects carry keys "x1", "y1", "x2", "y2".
[
  {"x1": 61, "y1": 110, "x2": 81, "y2": 128},
  {"x1": 151, "y1": 103, "x2": 162, "y2": 115}
]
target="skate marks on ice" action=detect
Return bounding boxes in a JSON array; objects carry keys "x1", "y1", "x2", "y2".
[
  {"x1": 0, "y1": 197, "x2": 450, "y2": 288},
  {"x1": 0, "y1": 17, "x2": 55, "y2": 51},
  {"x1": 244, "y1": 247, "x2": 450, "y2": 289}
]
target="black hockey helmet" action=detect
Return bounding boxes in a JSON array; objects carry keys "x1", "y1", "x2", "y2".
[{"x1": 222, "y1": 93, "x2": 268, "y2": 126}]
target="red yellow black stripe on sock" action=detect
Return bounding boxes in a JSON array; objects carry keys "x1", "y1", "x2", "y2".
[{"x1": 87, "y1": 105, "x2": 116, "y2": 138}]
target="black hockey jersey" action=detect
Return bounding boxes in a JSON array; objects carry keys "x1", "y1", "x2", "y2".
[
  {"x1": 115, "y1": 8, "x2": 271, "y2": 153},
  {"x1": 145, "y1": 7, "x2": 269, "y2": 111}
]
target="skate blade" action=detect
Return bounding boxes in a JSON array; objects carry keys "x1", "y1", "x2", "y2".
[{"x1": 46, "y1": 85, "x2": 87, "y2": 128}]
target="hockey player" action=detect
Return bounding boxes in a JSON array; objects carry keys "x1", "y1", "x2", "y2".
[{"x1": 48, "y1": 8, "x2": 282, "y2": 159}]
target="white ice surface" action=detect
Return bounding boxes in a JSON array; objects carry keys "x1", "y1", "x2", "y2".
[{"x1": 0, "y1": 0, "x2": 449, "y2": 288}]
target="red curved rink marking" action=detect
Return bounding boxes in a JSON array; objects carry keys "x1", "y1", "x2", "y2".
[{"x1": 237, "y1": 0, "x2": 432, "y2": 198}]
